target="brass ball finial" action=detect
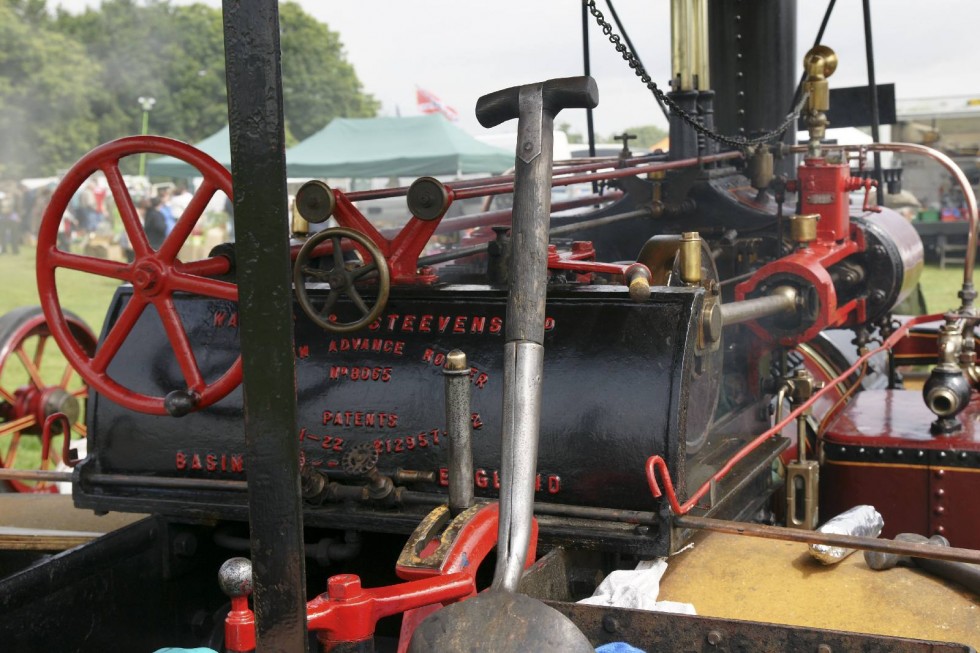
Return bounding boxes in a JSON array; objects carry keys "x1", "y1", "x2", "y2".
[{"x1": 804, "y1": 45, "x2": 838, "y2": 79}]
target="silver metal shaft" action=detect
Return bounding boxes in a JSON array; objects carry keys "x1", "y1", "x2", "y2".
[{"x1": 444, "y1": 350, "x2": 474, "y2": 516}]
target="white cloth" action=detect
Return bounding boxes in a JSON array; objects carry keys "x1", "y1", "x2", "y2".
[{"x1": 578, "y1": 558, "x2": 696, "y2": 614}]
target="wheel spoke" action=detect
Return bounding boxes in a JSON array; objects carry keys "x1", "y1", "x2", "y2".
[
  {"x1": 4, "y1": 432, "x2": 22, "y2": 467},
  {"x1": 347, "y1": 286, "x2": 371, "y2": 316},
  {"x1": 91, "y1": 296, "x2": 148, "y2": 374},
  {"x1": 171, "y1": 271, "x2": 239, "y2": 302},
  {"x1": 178, "y1": 256, "x2": 233, "y2": 278},
  {"x1": 0, "y1": 387, "x2": 14, "y2": 403},
  {"x1": 350, "y1": 261, "x2": 378, "y2": 280},
  {"x1": 15, "y1": 347, "x2": 45, "y2": 389},
  {"x1": 33, "y1": 335, "x2": 48, "y2": 370},
  {"x1": 101, "y1": 161, "x2": 151, "y2": 258},
  {"x1": 155, "y1": 297, "x2": 205, "y2": 393},
  {"x1": 0, "y1": 415, "x2": 36, "y2": 438},
  {"x1": 331, "y1": 236, "x2": 345, "y2": 269},
  {"x1": 158, "y1": 179, "x2": 217, "y2": 263},
  {"x1": 73, "y1": 423, "x2": 87, "y2": 437},
  {"x1": 320, "y1": 288, "x2": 341, "y2": 318},
  {"x1": 48, "y1": 249, "x2": 132, "y2": 282},
  {"x1": 71, "y1": 387, "x2": 88, "y2": 398},
  {"x1": 60, "y1": 364, "x2": 75, "y2": 388},
  {"x1": 301, "y1": 265, "x2": 331, "y2": 282}
]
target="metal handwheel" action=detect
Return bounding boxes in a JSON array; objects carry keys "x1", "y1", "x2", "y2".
[{"x1": 293, "y1": 227, "x2": 391, "y2": 334}]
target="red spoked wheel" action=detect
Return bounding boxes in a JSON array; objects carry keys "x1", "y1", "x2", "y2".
[
  {"x1": 36, "y1": 136, "x2": 241, "y2": 416},
  {"x1": 0, "y1": 307, "x2": 96, "y2": 492}
]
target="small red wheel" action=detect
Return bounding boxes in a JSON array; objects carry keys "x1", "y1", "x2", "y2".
[
  {"x1": 0, "y1": 307, "x2": 96, "y2": 492},
  {"x1": 36, "y1": 136, "x2": 241, "y2": 416}
]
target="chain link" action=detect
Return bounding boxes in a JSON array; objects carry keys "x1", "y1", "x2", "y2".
[{"x1": 586, "y1": 0, "x2": 807, "y2": 152}]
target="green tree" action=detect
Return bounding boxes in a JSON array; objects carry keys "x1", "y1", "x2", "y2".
[
  {"x1": 608, "y1": 124, "x2": 668, "y2": 150},
  {"x1": 557, "y1": 121, "x2": 584, "y2": 145},
  {"x1": 279, "y1": 1, "x2": 378, "y2": 140},
  {"x1": 0, "y1": 1, "x2": 101, "y2": 178}
]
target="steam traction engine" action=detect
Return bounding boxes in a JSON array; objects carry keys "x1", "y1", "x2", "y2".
[{"x1": 1, "y1": 1, "x2": 979, "y2": 651}]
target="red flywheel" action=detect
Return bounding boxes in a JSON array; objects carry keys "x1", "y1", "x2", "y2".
[{"x1": 36, "y1": 136, "x2": 242, "y2": 416}]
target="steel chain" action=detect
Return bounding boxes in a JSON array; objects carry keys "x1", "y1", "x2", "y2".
[{"x1": 586, "y1": 0, "x2": 807, "y2": 152}]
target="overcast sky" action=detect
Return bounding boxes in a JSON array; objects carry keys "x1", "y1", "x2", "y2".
[{"x1": 51, "y1": 0, "x2": 980, "y2": 141}]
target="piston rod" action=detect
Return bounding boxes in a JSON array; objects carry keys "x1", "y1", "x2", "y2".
[{"x1": 719, "y1": 285, "x2": 798, "y2": 327}]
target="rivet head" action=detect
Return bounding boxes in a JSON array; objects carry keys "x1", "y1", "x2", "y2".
[
  {"x1": 936, "y1": 526, "x2": 946, "y2": 534},
  {"x1": 896, "y1": 449, "x2": 904, "y2": 457},
  {"x1": 877, "y1": 448, "x2": 885, "y2": 457},
  {"x1": 936, "y1": 488, "x2": 946, "y2": 497},
  {"x1": 959, "y1": 451, "x2": 969, "y2": 460},
  {"x1": 707, "y1": 630, "x2": 724, "y2": 646},
  {"x1": 938, "y1": 451, "x2": 947, "y2": 459},
  {"x1": 935, "y1": 469, "x2": 946, "y2": 478},
  {"x1": 935, "y1": 506, "x2": 946, "y2": 515}
]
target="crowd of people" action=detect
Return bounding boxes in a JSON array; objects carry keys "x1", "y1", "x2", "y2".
[{"x1": 0, "y1": 175, "x2": 232, "y2": 259}]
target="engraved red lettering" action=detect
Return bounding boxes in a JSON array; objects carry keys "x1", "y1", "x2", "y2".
[
  {"x1": 380, "y1": 339, "x2": 390, "y2": 353},
  {"x1": 439, "y1": 468, "x2": 449, "y2": 486},
  {"x1": 228, "y1": 313, "x2": 238, "y2": 327},
  {"x1": 369, "y1": 318, "x2": 381, "y2": 331},
  {"x1": 475, "y1": 469, "x2": 488, "y2": 489},
  {"x1": 297, "y1": 345, "x2": 310, "y2": 359},
  {"x1": 206, "y1": 454, "x2": 217, "y2": 472},
  {"x1": 394, "y1": 341, "x2": 404, "y2": 356},
  {"x1": 321, "y1": 412, "x2": 331, "y2": 425},
  {"x1": 191, "y1": 454, "x2": 202, "y2": 470},
  {"x1": 490, "y1": 316, "x2": 503, "y2": 334},
  {"x1": 534, "y1": 474, "x2": 542, "y2": 492},
  {"x1": 214, "y1": 312, "x2": 227, "y2": 327},
  {"x1": 340, "y1": 340, "x2": 350, "y2": 351},
  {"x1": 365, "y1": 413, "x2": 375, "y2": 427},
  {"x1": 176, "y1": 451, "x2": 187, "y2": 470},
  {"x1": 434, "y1": 352, "x2": 445, "y2": 367},
  {"x1": 544, "y1": 317, "x2": 555, "y2": 331},
  {"x1": 471, "y1": 413, "x2": 483, "y2": 430},
  {"x1": 328, "y1": 341, "x2": 338, "y2": 353},
  {"x1": 438, "y1": 316, "x2": 451, "y2": 332},
  {"x1": 386, "y1": 314, "x2": 399, "y2": 330},
  {"x1": 402, "y1": 314, "x2": 416, "y2": 332},
  {"x1": 388, "y1": 414, "x2": 398, "y2": 428},
  {"x1": 492, "y1": 470, "x2": 500, "y2": 490},
  {"x1": 475, "y1": 373, "x2": 489, "y2": 389},
  {"x1": 231, "y1": 456, "x2": 244, "y2": 473},
  {"x1": 354, "y1": 412, "x2": 363, "y2": 427},
  {"x1": 422, "y1": 348, "x2": 434, "y2": 363},
  {"x1": 471, "y1": 316, "x2": 486, "y2": 334},
  {"x1": 419, "y1": 315, "x2": 433, "y2": 333},
  {"x1": 333, "y1": 412, "x2": 344, "y2": 426},
  {"x1": 548, "y1": 475, "x2": 561, "y2": 494},
  {"x1": 453, "y1": 316, "x2": 467, "y2": 334}
]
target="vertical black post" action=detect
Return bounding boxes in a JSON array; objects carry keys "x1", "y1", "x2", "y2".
[
  {"x1": 581, "y1": 0, "x2": 598, "y2": 179},
  {"x1": 222, "y1": 2, "x2": 308, "y2": 652},
  {"x1": 862, "y1": 0, "x2": 884, "y2": 199}
]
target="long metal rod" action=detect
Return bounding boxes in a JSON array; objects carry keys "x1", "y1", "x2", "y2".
[
  {"x1": 582, "y1": 0, "x2": 597, "y2": 166},
  {"x1": 676, "y1": 515, "x2": 980, "y2": 565},
  {"x1": 417, "y1": 207, "x2": 649, "y2": 268},
  {"x1": 788, "y1": 142, "x2": 979, "y2": 294},
  {"x1": 861, "y1": 0, "x2": 884, "y2": 194}
]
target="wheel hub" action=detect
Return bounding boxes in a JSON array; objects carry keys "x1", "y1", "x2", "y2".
[
  {"x1": 133, "y1": 260, "x2": 166, "y2": 297},
  {"x1": 41, "y1": 388, "x2": 80, "y2": 432},
  {"x1": 328, "y1": 270, "x2": 350, "y2": 289}
]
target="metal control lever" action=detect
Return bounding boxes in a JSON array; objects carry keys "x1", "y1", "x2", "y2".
[
  {"x1": 409, "y1": 77, "x2": 598, "y2": 653},
  {"x1": 476, "y1": 76, "x2": 599, "y2": 593}
]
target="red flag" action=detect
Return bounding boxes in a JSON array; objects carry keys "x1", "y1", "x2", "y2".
[{"x1": 416, "y1": 87, "x2": 459, "y2": 122}]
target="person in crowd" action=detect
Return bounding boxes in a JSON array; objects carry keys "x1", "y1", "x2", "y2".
[
  {"x1": 144, "y1": 196, "x2": 167, "y2": 250},
  {"x1": 170, "y1": 181, "x2": 193, "y2": 218},
  {"x1": 158, "y1": 187, "x2": 177, "y2": 236}
]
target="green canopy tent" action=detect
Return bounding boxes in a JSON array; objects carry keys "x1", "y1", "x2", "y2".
[
  {"x1": 285, "y1": 114, "x2": 514, "y2": 178},
  {"x1": 145, "y1": 125, "x2": 231, "y2": 177}
]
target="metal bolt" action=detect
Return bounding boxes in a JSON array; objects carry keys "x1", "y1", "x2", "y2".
[
  {"x1": 817, "y1": 645, "x2": 832, "y2": 653},
  {"x1": 707, "y1": 630, "x2": 724, "y2": 645},
  {"x1": 328, "y1": 574, "x2": 363, "y2": 600},
  {"x1": 634, "y1": 525, "x2": 650, "y2": 536},
  {"x1": 602, "y1": 614, "x2": 620, "y2": 634}
]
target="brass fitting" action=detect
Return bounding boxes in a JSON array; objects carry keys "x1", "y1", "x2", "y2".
[
  {"x1": 802, "y1": 45, "x2": 838, "y2": 156},
  {"x1": 790, "y1": 214, "x2": 819, "y2": 246},
  {"x1": 679, "y1": 232, "x2": 702, "y2": 285}
]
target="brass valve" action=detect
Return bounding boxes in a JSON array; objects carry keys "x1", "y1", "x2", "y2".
[{"x1": 802, "y1": 45, "x2": 838, "y2": 155}]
